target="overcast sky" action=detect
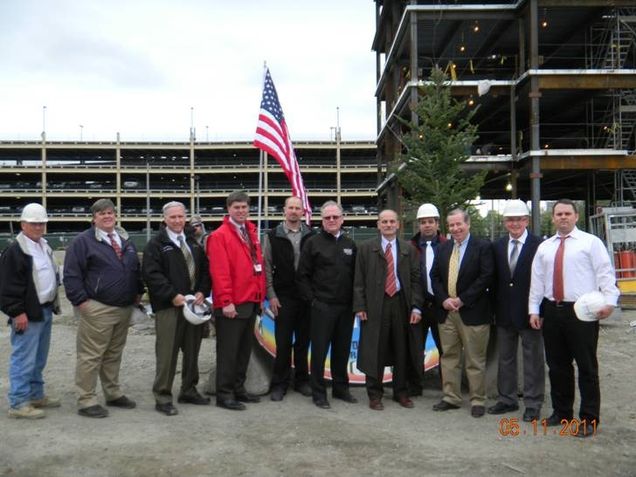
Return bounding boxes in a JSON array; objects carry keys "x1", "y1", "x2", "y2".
[{"x1": 0, "y1": 0, "x2": 377, "y2": 142}]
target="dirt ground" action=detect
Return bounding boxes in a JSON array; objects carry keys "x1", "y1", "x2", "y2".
[{"x1": 1, "y1": 294, "x2": 635, "y2": 477}]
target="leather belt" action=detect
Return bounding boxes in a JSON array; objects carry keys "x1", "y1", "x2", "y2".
[{"x1": 545, "y1": 299, "x2": 574, "y2": 308}]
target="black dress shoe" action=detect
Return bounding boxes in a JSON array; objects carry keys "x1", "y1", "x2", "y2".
[
  {"x1": 294, "y1": 383, "x2": 312, "y2": 397},
  {"x1": 523, "y1": 408, "x2": 540, "y2": 422},
  {"x1": 333, "y1": 392, "x2": 358, "y2": 404},
  {"x1": 433, "y1": 400, "x2": 460, "y2": 411},
  {"x1": 216, "y1": 399, "x2": 246, "y2": 411},
  {"x1": 78, "y1": 404, "x2": 109, "y2": 418},
  {"x1": 313, "y1": 398, "x2": 331, "y2": 409},
  {"x1": 155, "y1": 402, "x2": 179, "y2": 416},
  {"x1": 235, "y1": 393, "x2": 260, "y2": 403},
  {"x1": 270, "y1": 388, "x2": 285, "y2": 402},
  {"x1": 106, "y1": 395, "x2": 136, "y2": 409},
  {"x1": 177, "y1": 393, "x2": 210, "y2": 405},
  {"x1": 545, "y1": 413, "x2": 569, "y2": 427},
  {"x1": 573, "y1": 423, "x2": 597, "y2": 438},
  {"x1": 471, "y1": 405, "x2": 486, "y2": 418},
  {"x1": 487, "y1": 402, "x2": 519, "y2": 415}
]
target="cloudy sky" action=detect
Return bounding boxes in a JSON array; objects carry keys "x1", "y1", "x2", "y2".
[{"x1": 0, "y1": 0, "x2": 377, "y2": 142}]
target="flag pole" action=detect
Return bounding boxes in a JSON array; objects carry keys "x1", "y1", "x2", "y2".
[{"x1": 256, "y1": 61, "x2": 268, "y2": 236}]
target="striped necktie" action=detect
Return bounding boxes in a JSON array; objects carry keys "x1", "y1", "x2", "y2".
[
  {"x1": 108, "y1": 233, "x2": 123, "y2": 260},
  {"x1": 385, "y1": 242, "x2": 398, "y2": 297},
  {"x1": 178, "y1": 236, "x2": 196, "y2": 288}
]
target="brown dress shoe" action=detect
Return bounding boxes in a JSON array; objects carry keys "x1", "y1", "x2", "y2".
[
  {"x1": 368, "y1": 399, "x2": 384, "y2": 411},
  {"x1": 394, "y1": 396, "x2": 414, "y2": 409}
]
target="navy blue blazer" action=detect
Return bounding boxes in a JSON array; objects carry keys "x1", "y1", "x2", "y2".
[
  {"x1": 492, "y1": 233, "x2": 542, "y2": 330},
  {"x1": 431, "y1": 235, "x2": 494, "y2": 326}
]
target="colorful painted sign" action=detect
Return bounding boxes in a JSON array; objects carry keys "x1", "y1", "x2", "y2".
[{"x1": 254, "y1": 300, "x2": 440, "y2": 384}]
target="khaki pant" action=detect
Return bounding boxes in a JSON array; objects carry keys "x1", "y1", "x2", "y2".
[
  {"x1": 75, "y1": 300, "x2": 132, "y2": 408},
  {"x1": 153, "y1": 307, "x2": 203, "y2": 404},
  {"x1": 439, "y1": 311, "x2": 490, "y2": 407}
]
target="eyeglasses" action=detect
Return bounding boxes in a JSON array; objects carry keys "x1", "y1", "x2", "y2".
[
  {"x1": 322, "y1": 215, "x2": 342, "y2": 221},
  {"x1": 192, "y1": 223, "x2": 202, "y2": 228}
]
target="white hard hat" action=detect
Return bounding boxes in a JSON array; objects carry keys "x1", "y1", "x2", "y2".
[
  {"x1": 182, "y1": 294, "x2": 212, "y2": 325},
  {"x1": 573, "y1": 291, "x2": 607, "y2": 322},
  {"x1": 502, "y1": 199, "x2": 530, "y2": 217},
  {"x1": 20, "y1": 203, "x2": 49, "y2": 223},
  {"x1": 416, "y1": 203, "x2": 440, "y2": 219}
]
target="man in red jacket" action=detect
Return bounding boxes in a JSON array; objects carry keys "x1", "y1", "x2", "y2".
[{"x1": 207, "y1": 191, "x2": 266, "y2": 411}]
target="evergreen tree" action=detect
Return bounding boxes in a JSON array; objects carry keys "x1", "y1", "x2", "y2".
[{"x1": 396, "y1": 67, "x2": 486, "y2": 232}]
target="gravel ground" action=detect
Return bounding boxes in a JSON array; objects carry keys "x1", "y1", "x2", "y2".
[{"x1": 1, "y1": 298, "x2": 635, "y2": 477}]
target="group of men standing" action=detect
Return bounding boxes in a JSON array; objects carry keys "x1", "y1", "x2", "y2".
[{"x1": 0, "y1": 195, "x2": 619, "y2": 438}]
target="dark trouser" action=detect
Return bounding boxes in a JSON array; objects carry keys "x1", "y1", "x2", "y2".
[
  {"x1": 309, "y1": 301, "x2": 354, "y2": 401},
  {"x1": 406, "y1": 301, "x2": 440, "y2": 391},
  {"x1": 495, "y1": 324, "x2": 545, "y2": 410},
  {"x1": 153, "y1": 307, "x2": 204, "y2": 404},
  {"x1": 271, "y1": 296, "x2": 310, "y2": 392},
  {"x1": 366, "y1": 293, "x2": 408, "y2": 400},
  {"x1": 215, "y1": 306, "x2": 257, "y2": 401},
  {"x1": 542, "y1": 299, "x2": 600, "y2": 423}
]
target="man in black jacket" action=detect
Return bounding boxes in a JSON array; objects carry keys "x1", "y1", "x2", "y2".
[
  {"x1": 1, "y1": 204, "x2": 60, "y2": 419},
  {"x1": 407, "y1": 203, "x2": 446, "y2": 394},
  {"x1": 262, "y1": 196, "x2": 315, "y2": 401},
  {"x1": 297, "y1": 201, "x2": 357, "y2": 409},
  {"x1": 430, "y1": 208, "x2": 494, "y2": 418},
  {"x1": 143, "y1": 201, "x2": 212, "y2": 416}
]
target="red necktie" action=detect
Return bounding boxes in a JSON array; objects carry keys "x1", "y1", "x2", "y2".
[
  {"x1": 108, "y1": 233, "x2": 123, "y2": 260},
  {"x1": 385, "y1": 243, "x2": 397, "y2": 297},
  {"x1": 553, "y1": 236, "x2": 567, "y2": 302}
]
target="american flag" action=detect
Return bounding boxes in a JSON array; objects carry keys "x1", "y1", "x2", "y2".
[{"x1": 254, "y1": 68, "x2": 312, "y2": 224}]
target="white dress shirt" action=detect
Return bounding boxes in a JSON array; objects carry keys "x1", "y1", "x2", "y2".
[
  {"x1": 166, "y1": 228, "x2": 190, "y2": 252},
  {"x1": 96, "y1": 228, "x2": 122, "y2": 248},
  {"x1": 528, "y1": 227, "x2": 619, "y2": 314},
  {"x1": 508, "y1": 229, "x2": 528, "y2": 258},
  {"x1": 25, "y1": 236, "x2": 57, "y2": 304}
]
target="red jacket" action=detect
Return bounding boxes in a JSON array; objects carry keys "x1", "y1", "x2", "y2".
[{"x1": 207, "y1": 216, "x2": 266, "y2": 309}]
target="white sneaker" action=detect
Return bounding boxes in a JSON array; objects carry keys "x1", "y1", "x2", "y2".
[
  {"x1": 30, "y1": 396, "x2": 61, "y2": 408},
  {"x1": 8, "y1": 405, "x2": 45, "y2": 419}
]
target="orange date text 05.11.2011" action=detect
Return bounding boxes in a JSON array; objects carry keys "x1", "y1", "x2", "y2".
[{"x1": 498, "y1": 417, "x2": 598, "y2": 437}]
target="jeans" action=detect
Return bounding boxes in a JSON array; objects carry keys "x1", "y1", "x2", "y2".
[{"x1": 8, "y1": 306, "x2": 53, "y2": 409}]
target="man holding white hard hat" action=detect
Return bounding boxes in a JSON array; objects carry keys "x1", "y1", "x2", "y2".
[
  {"x1": 529, "y1": 199, "x2": 619, "y2": 437},
  {"x1": 143, "y1": 201, "x2": 211, "y2": 416}
]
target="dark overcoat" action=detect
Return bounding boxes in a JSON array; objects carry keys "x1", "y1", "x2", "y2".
[{"x1": 353, "y1": 236, "x2": 424, "y2": 379}]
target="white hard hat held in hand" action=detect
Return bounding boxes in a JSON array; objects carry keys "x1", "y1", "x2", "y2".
[
  {"x1": 574, "y1": 291, "x2": 607, "y2": 322},
  {"x1": 182, "y1": 294, "x2": 212, "y2": 325}
]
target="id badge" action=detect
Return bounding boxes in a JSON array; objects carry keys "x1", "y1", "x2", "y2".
[{"x1": 254, "y1": 263, "x2": 262, "y2": 273}]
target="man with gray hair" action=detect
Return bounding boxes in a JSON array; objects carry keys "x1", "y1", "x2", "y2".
[
  {"x1": 143, "y1": 201, "x2": 211, "y2": 416},
  {"x1": 64, "y1": 199, "x2": 144, "y2": 418},
  {"x1": 297, "y1": 201, "x2": 357, "y2": 409},
  {"x1": 1, "y1": 203, "x2": 60, "y2": 419}
]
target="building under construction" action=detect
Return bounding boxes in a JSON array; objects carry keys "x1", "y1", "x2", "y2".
[{"x1": 373, "y1": 0, "x2": 636, "y2": 227}]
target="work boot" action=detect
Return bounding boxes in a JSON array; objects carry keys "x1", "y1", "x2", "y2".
[
  {"x1": 30, "y1": 396, "x2": 61, "y2": 408},
  {"x1": 8, "y1": 405, "x2": 45, "y2": 419}
]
